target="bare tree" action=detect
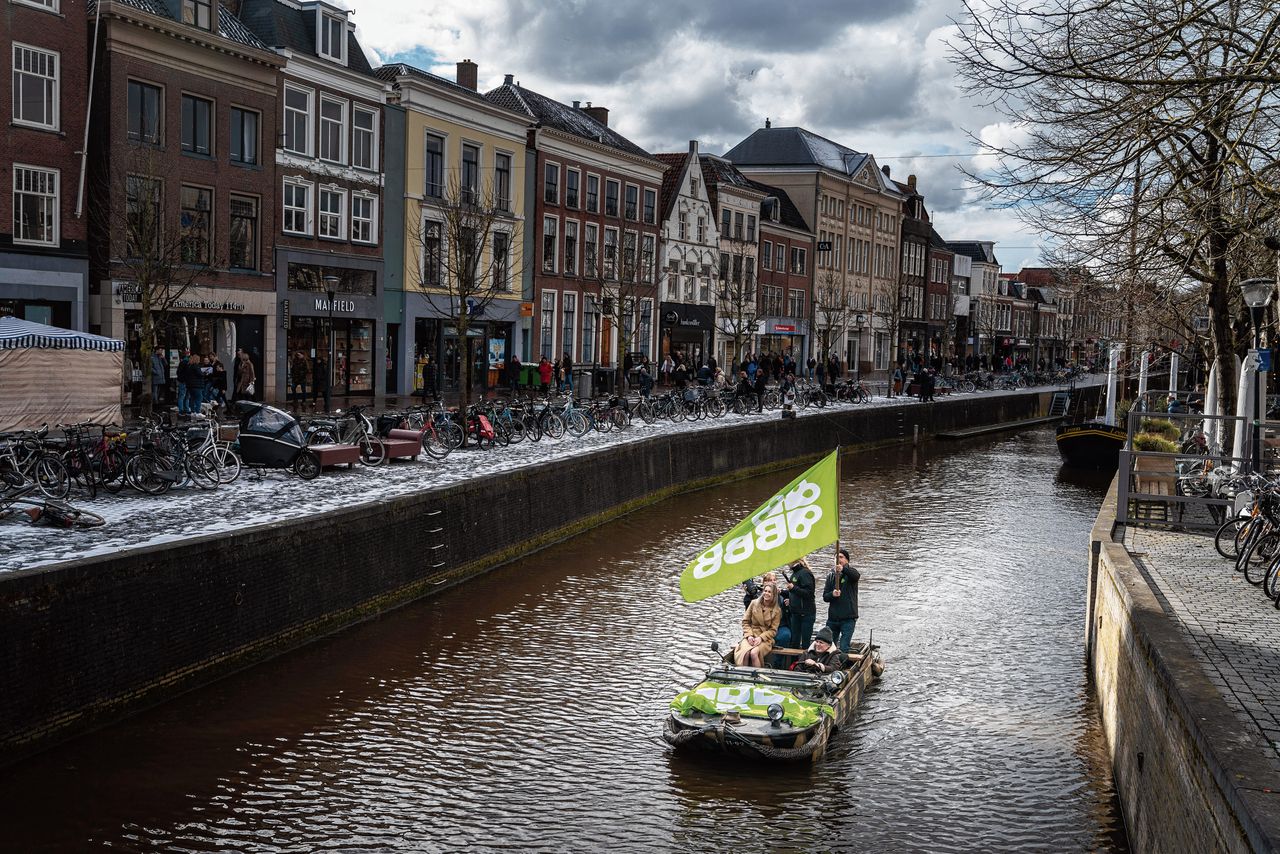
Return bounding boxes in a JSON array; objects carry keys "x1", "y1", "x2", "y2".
[
  {"x1": 98, "y1": 149, "x2": 217, "y2": 417},
  {"x1": 407, "y1": 175, "x2": 522, "y2": 439},
  {"x1": 814, "y1": 271, "x2": 854, "y2": 367},
  {"x1": 950, "y1": 0, "x2": 1280, "y2": 411},
  {"x1": 578, "y1": 227, "x2": 661, "y2": 392},
  {"x1": 715, "y1": 235, "x2": 762, "y2": 371},
  {"x1": 873, "y1": 272, "x2": 909, "y2": 372}
]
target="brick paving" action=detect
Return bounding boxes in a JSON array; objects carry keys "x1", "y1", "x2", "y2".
[{"x1": 1125, "y1": 527, "x2": 1280, "y2": 758}]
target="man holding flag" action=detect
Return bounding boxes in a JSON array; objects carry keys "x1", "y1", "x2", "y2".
[{"x1": 823, "y1": 549, "x2": 860, "y2": 653}]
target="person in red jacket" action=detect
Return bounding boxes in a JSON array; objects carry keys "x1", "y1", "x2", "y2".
[{"x1": 538, "y1": 355, "x2": 553, "y2": 395}]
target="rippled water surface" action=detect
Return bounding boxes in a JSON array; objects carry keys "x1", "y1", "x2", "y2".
[{"x1": 1, "y1": 428, "x2": 1127, "y2": 852}]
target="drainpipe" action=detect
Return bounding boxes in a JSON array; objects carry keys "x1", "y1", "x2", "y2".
[{"x1": 76, "y1": 1, "x2": 104, "y2": 219}]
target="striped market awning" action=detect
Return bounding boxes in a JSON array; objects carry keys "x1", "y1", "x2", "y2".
[{"x1": 0, "y1": 316, "x2": 125, "y2": 352}]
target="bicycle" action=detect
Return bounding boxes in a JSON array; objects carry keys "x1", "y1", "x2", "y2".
[
  {"x1": 0, "y1": 478, "x2": 105, "y2": 529},
  {"x1": 0, "y1": 425, "x2": 70, "y2": 499}
]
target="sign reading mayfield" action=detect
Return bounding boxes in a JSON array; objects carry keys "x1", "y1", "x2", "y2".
[
  {"x1": 112, "y1": 282, "x2": 245, "y2": 313},
  {"x1": 313, "y1": 297, "x2": 358, "y2": 313}
]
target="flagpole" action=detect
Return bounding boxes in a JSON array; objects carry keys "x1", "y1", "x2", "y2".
[{"x1": 834, "y1": 445, "x2": 842, "y2": 592}]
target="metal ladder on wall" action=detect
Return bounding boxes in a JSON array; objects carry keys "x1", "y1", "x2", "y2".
[{"x1": 1049, "y1": 392, "x2": 1071, "y2": 418}]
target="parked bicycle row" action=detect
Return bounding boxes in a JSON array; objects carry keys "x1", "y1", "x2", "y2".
[{"x1": 1212, "y1": 472, "x2": 1280, "y2": 611}]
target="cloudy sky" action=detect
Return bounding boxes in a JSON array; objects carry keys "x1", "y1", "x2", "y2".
[{"x1": 349, "y1": 0, "x2": 1044, "y2": 272}]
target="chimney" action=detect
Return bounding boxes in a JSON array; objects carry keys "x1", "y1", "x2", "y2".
[
  {"x1": 765, "y1": 117, "x2": 771, "y2": 128},
  {"x1": 882, "y1": 164, "x2": 891, "y2": 178},
  {"x1": 572, "y1": 100, "x2": 581, "y2": 109},
  {"x1": 503, "y1": 73, "x2": 514, "y2": 85},
  {"x1": 456, "y1": 59, "x2": 478, "y2": 91},
  {"x1": 583, "y1": 104, "x2": 610, "y2": 127},
  {"x1": 689, "y1": 139, "x2": 699, "y2": 154},
  {"x1": 908, "y1": 174, "x2": 917, "y2": 191}
]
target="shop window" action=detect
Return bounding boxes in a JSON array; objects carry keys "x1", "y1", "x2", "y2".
[
  {"x1": 229, "y1": 194, "x2": 258, "y2": 270},
  {"x1": 127, "y1": 80, "x2": 161, "y2": 144},
  {"x1": 287, "y1": 263, "x2": 375, "y2": 295},
  {"x1": 181, "y1": 94, "x2": 212, "y2": 156},
  {"x1": 12, "y1": 165, "x2": 58, "y2": 246},
  {"x1": 179, "y1": 186, "x2": 212, "y2": 265},
  {"x1": 230, "y1": 107, "x2": 258, "y2": 165},
  {"x1": 12, "y1": 44, "x2": 58, "y2": 130}
]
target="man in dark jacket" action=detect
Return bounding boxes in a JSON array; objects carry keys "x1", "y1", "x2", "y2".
[
  {"x1": 796, "y1": 626, "x2": 846, "y2": 674},
  {"x1": 752, "y1": 365, "x2": 767, "y2": 412},
  {"x1": 786, "y1": 559, "x2": 817, "y2": 649},
  {"x1": 823, "y1": 548, "x2": 861, "y2": 652}
]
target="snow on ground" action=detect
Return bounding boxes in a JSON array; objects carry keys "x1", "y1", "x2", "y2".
[{"x1": 0, "y1": 383, "x2": 1085, "y2": 573}]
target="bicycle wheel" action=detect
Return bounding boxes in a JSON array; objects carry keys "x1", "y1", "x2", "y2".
[
  {"x1": 566, "y1": 410, "x2": 590, "y2": 438},
  {"x1": 68, "y1": 449, "x2": 97, "y2": 500},
  {"x1": 961, "y1": 380, "x2": 976, "y2": 393},
  {"x1": 1243, "y1": 533, "x2": 1279, "y2": 586},
  {"x1": 43, "y1": 500, "x2": 106, "y2": 529},
  {"x1": 763, "y1": 391, "x2": 780, "y2": 411},
  {"x1": 669, "y1": 402, "x2": 687, "y2": 422},
  {"x1": 611, "y1": 407, "x2": 629, "y2": 429},
  {"x1": 706, "y1": 396, "x2": 727, "y2": 418},
  {"x1": 637, "y1": 400, "x2": 657, "y2": 425},
  {"x1": 444, "y1": 422, "x2": 465, "y2": 449},
  {"x1": 522, "y1": 415, "x2": 543, "y2": 442},
  {"x1": 294, "y1": 449, "x2": 321, "y2": 480},
  {"x1": 593, "y1": 410, "x2": 613, "y2": 433},
  {"x1": 1214, "y1": 516, "x2": 1245, "y2": 559},
  {"x1": 125, "y1": 453, "x2": 169, "y2": 495},
  {"x1": 421, "y1": 427, "x2": 452, "y2": 460},
  {"x1": 359, "y1": 436, "x2": 386, "y2": 466},
  {"x1": 205, "y1": 444, "x2": 242, "y2": 484},
  {"x1": 1263, "y1": 552, "x2": 1280, "y2": 601},
  {"x1": 99, "y1": 446, "x2": 127, "y2": 494},
  {"x1": 543, "y1": 413, "x2": 566, "y2": 440},
  {"x1": 34, "y1": 454, "x2": 70, "y2": 500},
  {"x1": 493, "y1": 420, "x2": 512, "y2": 446},
  {"x1": 506, "y1": 418, "x2": 526, "y2": 444},
  {"x1": 185, "y1": 453, "x2": 221, "y2": 490}
]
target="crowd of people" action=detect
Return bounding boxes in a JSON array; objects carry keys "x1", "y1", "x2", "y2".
[
  {"x1": 146, "y1": 349, "x2": 258, "y2": 417},
  {"x1": 732, "y1": 548, "x2": 862, "y2": 672}
]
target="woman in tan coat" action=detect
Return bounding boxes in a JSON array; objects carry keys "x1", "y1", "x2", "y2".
[{"x1": 734, "y1": 581, "x2": 782, "y2": 667}]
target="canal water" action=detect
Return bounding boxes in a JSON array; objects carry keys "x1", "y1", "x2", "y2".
[{"x1": 1, "y1": 427, "x2": 1127, "y2": 852}]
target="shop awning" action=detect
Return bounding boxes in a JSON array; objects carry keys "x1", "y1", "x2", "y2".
[{"x1": 0, "y1": 316, "x2": 125, "y2": 351}]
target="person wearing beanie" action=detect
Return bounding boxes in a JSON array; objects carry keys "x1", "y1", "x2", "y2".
[
  {"x1": 823, "y1": 548, "x2": 861, "y2": 653},
  {"x1": 786, "y1": 558, "x2": 817, "y2": 649},
  {"x1": 797, "y1": 626, "x2": 846, "y2": 674}
]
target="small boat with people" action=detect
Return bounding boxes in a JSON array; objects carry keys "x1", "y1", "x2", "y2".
[{"x1": 662, "y1": 448, "x2": 884, "y2": 762}]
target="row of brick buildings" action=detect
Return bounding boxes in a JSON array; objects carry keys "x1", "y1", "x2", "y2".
[{"x1": 2, "y1": 0, "x2": 1116, "y2": 403}]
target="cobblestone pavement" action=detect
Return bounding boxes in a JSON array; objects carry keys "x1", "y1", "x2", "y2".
[{"x1": 1126, "y1": 527, "x2": 1280, "y2": 759}]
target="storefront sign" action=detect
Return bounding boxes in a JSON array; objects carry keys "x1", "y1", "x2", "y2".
[
  {"x1": 774, "y1": 324, "x2": 796, "y2": 333},
  {"x1": 282, "y1": 299, "x2": 291, "y2": 330},
  {"x1": 314, "y1": 297, "x2": 357, "y2": 313},
  {"x1": 663, "y1": 310, "x2": 680, "y2": 324},
  {"x1": 519, "y1": 302, "x2": 534, "y2": 317},
  {"x1": 488, "y1": 337, "x2": 506, "y2": 367},
  {"x1": 816, "y1": 241, "x2": 833, "y2": 252},
  {"x1": 173, "y1": 298, "x2": 245, "y2": 312},
  {"x1": 112, "y1": 281, "x2": 244, "y2": 312}
]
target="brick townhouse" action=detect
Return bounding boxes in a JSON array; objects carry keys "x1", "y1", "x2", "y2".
[
  {"x1": 88, "y1": 0, "x2": 284, "y2": 400},
  {"x1": 2, "y1": 0, "x2": 90, "y2": 329}
]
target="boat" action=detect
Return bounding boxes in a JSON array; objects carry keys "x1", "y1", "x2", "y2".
[
  {"x1": 664, "y1": 448, "x2": 883, "y2": 762},
  {"x1": 663, "y1": 639, "x2": 883, "y2": 762},
  {"x1": 1057, "y1": 343, "x2": 1126, "y2": 469}
]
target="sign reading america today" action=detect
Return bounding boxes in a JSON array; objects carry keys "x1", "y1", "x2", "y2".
[{"x1": 111, "y1": 282, "x2": 245, "y2": 313}]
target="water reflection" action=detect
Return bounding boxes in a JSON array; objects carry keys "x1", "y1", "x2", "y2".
[{"x1": 0, "y1": 428, "x2": 1127, "y2": 852}]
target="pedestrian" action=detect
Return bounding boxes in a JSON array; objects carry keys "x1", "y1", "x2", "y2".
[
  {"x1": 806, "y1": 356, "x2": 816, "y2": 380},
  {"x1": 823, "y1": 548, "x2": 861, "y2": 653},
  {"x1": 150, "y1": 350, "x2": 167, "y2": 407},
  {"x1": 661, "y1": 353, "x2": 674, "y2": 386},
  {"x1": 290, "y1": 350, "x2": 309, "y2": 402},
  {"x1": 538, "y1": 355, "x2": 553, "y2": 395},
  {"x1": 234, "y1": 350, "x2": 256, "y2": 404},
  {"x1": 638, "y1": 361, "x2": 655, "y2": 398},
  {"x1": 561, "y1": 352, "x2": 574, "y2": 395},
  {"x1": 421, "y1": 354, "x2": 438, "y2": 401},
  {"x1": 209, "y1": 354, "x2": 228, "y2": 410},
  {"x1": 786, "y1": 558, "x2": 816, "y2": 649},
  {"x1": 313, "y1": 353, "x2": 330, "y2": 412},
  {"x1": 182, "y1": 353, "x2": 205, "y2": 417},
  {"x1": 815, "y1": 358, "x2": 825, "y2": 389},
  {"x1": 507, "y1": 353, "x2": 522, "y2": 391},
  {"x1": 753, "y1": 363, "x2": 767, "y2": 412}
]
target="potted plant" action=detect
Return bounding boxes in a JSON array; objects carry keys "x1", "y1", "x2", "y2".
[{"x1": 1139, "y1": 418, "x2": 1180, "y2": 442}]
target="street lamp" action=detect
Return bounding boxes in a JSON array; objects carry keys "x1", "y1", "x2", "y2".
[
  {"x1": 323, "y1": 273, "x2": 339, "y2": 412},
  {"x1": 1239, "y1": 277, "x2": 1274, "y2": 472}
]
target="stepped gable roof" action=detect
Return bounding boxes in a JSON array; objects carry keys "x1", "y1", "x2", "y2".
[
  {"x1": 90, "y1": 0, "x2": 272, "y2": 51},
  {"x1": 947, "y1": 240, "x2": 1000, "y2": 266},
  {"x1": 724, "y1": 126, "x2": 870, "y2": 177},
  {"x1": 654, "y1": 152, "x2": 690, "y2": 223},
  {"x1": 375, "y1": 63, "x2": 497, "y2": 108},
  {"x1": 236, "y1": 0, "x2": 377, "y2": 77},
  {"x1": 483, "y1": 82, "x2": 652, "y2": 160}
]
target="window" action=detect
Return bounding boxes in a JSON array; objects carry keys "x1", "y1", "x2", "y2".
[
  {"x1": 12, "y1": 44, "x2": 58, "y2": 130},
  {"x1": 425, "y1": 134, "x2": 444, "y2": 198},
  {"x1": 604, "y1": 228, "x2": 618, "y2": 279},
  {"x1": 721, "y1": 207, "x2": 731, "y2": 237},
  {"x1": 542, "y1": 216, "x2": 558, "y2": 273},
  {"x1": 762, "y1": 285, "x2": 783, "y2": 316},
  {"x1": 12, "y1": 165, "x2": 57, "y2": 246},
  {"x1": 14, "y1": 0, "x2": 59, "y2": 9},
  {"x1": 678, "y1": 211, "x2": 688, "y2": 241},
  {"x1": 230, "y1": 107, "x2": 258, "y2": 165},
  {"x1": 283, "y1": 179, "x2": 312, "y2": 235},
  {"x1": 605, "y1": 179, "x2": 620, "y2": 217},
  {"x1": 320, "y1": 13, "x2": 346, "y2": 63},
  {"x1": 462, "y1": 143, "x2": 480, "y2": 203},
  {"x1": 622, "y1": 231, "x2": 637, "y2": 281},
  {"x1": 562, "y1": 293, "x2": 577, "y2": 360},
  {"x1": 125, "y1": 176, "x2": 160, "y2": 257},
  {"x1": 734, "y1": 211, "x2": 743, "y2": 240},
  {"x1": 746, "y1": 214, "x2": 756, "y2": 243},
  {"x1": 319, "y1": 187, "x2": 345, "y2": 239},
  {"x1": 584, "y1": 223, "x2": 598, "y2": 275},
  {"x1": 421, "y1": 220, "x2": 441, "y2": 286},
  {"x1": 182, "y1": 0, "x2": 212, "y2": 29},
  {"x1": 638, "y1": 300, "x2": 653, "y2": 359},
  {"x1": 229, "y1": 194, "x2": 258, "y2": 269},
  {"x1": 180, "y1": 95, "x2": 212, "y2": 156},
  {"x1": 544, "y1": 162, "x2": 560, "y2": 205},
  {"x1": 566, "y1": 169, "x2": 580, "y2": 208},
  {"x1": 582, "y1": 295, "x2": 597, "y2": 363},
  {"x1": 353, "y1": 107, "x2": 377, "y2": 170},
  {"x1": 179, "y1": 185, "x2": 212, "y2": 265},
  {"x1": 586, "y1": 175, "x2": 600, "y2": 213},
  {"x1": 641, "y1": 235, "x2": 655, "y2": 283},
  {"x1": 319, "y1": 96, "x2": 346, "y2": 163},
  {"x1": 625, "y1": 184, "x2": 639, "y2": 220},
  {"x1": 564, "y1": 220, "x2": 578, "y2": 275},
  {"x1": 773, "y1": 243, "x2": 784, "y2": 271},
  {"x1": 643, "y1": 188, "x2": 656, "y2": 224},
  {"x1": 351, "y1": 193, "x2": 376, "y2": 244},
  {"x1": 732, "y1": 255, "x2": 743, "y2": 284},
  {"x1": 718, "y1": 254, "x2": 730, "y2": 283},
  {"x1": 495, "y1": 152, "x2": 512, "y2": 212},
  {"x1": 283, "y1": 85, "x2": 312, "y2": 155},
  {"x1": 622, "y1": 297, "x2": 635, "y2": 355},
  {"x1": 492, "y1": 231, "x2": 510, "y2": 290},
  {"x1": 540, "y1": 291, "x2": 557, "y2": 358},
  {"x1": 762, "y1": 240, "x2": 772, "y2": 270},
  {"x1": 127, "y1": 80, "x2": 161, "y2": 144},
  {"x1": 790, "y1": 247, "x2": 806, "y2": 275},
  {"x1": 697, "y1": 215, "x2": 705, "y2": 243},
  {"x1": 788, "y1": 288, "x2": 804, "y2": 318}
]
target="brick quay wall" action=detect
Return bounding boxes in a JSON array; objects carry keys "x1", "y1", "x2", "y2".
[
  {"x1": 1087, "y1": 484, "x2": 1280, "y2": 852},
  {"x1": 0, "y1": 388, "x2": 1078, "y2": 765}
]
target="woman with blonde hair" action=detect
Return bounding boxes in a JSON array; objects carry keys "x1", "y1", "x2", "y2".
[{"x1": 734, "y1": 580, "x2": 782, "y2": 668}]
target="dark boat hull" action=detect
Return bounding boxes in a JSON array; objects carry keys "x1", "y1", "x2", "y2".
[{"x1": 1056, "y1": 422, "x2": 1125, "y2": 469}]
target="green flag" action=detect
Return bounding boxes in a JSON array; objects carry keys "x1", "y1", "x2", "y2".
[{"x1": 679, "y1": 449, "x2": 840, "y2": 602}]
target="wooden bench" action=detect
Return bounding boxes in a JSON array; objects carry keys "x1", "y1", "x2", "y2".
[
  {"x1": 377, "y1": 434, "x2": 422, "y2": 461},
  {"x1": 309, "y1": 443, "x2": 362, "y2": 469}
]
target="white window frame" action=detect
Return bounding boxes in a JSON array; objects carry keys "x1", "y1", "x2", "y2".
[
  {"x1": 585, "y1": 173, "x2": 600, "y2": 214},
  {"x1": 12, "y1": 164, "x2": 58, "y2": 246},
  {"x1": 282, "y1": 178, "x2": 313, "y2": 236},
  {"x1": 12, "y1": 43, "x2": 59, "y2": 131},
  {"x1": 639, "y1": 298, "x2": 654, "y2": 359},
  {"x1": 13, "y1": 0, "x2": 61, "y2": 12},
  {"x1": 318, "y1": 186, "x2": 347, "y2": 240},
  {"x1": 562, "y1": 291, "x2": 577, "y2": 362},
  {"x1": 352, "y1": 105, "x2": 378, "y2": 171},
  {"x1": 544, "y1": 161, "x2": 560, "y2": 206},
  {"x1": 540, "y1": 290, "x2": 558, "y2": 359},
  {"x1": 283, "y1": 83, "x2": 314, "y2": 157},
  {"x1": 318, "y1": 12, "x2": 348, "y2": 65},
  {"x1": 583, "y1": 223, "x2": 599, "y2": 276},
  {"x1": 542, "y1": 215, "x2": 559, "y2": 274},
  {"x1": 563, "y1": 218, "x2": 579, "y2": 276},
  {"x1": 319, "y1": 94, "x2": 347, "y2": 165},
  {"x1": 351, "y1": 192, "x2": 377, "y2": 245},
  {"x1": 565, "y1": 168, "x2": 580, "y2": 209},
  {"x1": 762, "y1": 240, "x2": 772, "y2": 270},
  {"x1": 491, "y1": 228, "x2": 513, "y2": 291}
]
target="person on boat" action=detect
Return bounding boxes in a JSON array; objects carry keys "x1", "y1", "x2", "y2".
[
  {"x1": 796, "y1": 626, "x2": 846, "y2": 674},
  {"x1": 786, "y1": 558, "x2": 817, "y2": 649},
  {"x1": 823, "y1": 549, "x2": 861, "y2": 653},
  {"x1": 734, "y1": 580, "x2": 782, "y2": 668}
]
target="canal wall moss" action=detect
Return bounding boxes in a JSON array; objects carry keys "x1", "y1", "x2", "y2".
[
  {"x1": 1087, "y1": 484, "x2": 1280, "y2": 852},
  {"x1": 0, "y1": 388, "x2": 1083, "y2": 765}
]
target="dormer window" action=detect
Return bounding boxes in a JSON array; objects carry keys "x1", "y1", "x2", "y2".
[
  {"x1": 319, "y1": 13, "x2": 347, "y2": 64},
  {"x1": 182, "y1": 0, "x2": 212, "y2": 30}
]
